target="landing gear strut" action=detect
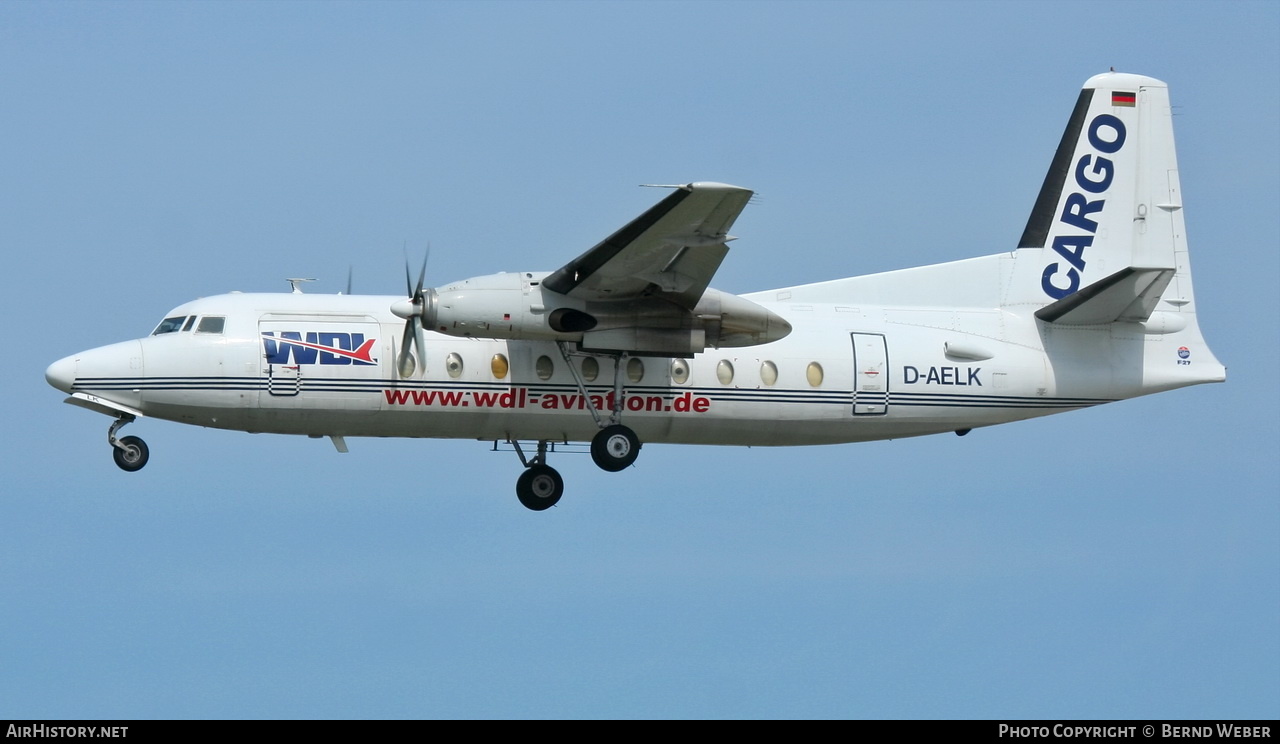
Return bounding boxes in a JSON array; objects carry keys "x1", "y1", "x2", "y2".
[
  {"x1": 557, "y1": 342, "x2": 643, "y2": 473},
  {"x1": 108, "y1": 415, "x2": 149, "y2": 472},
  {"x1": 508, "y1": 346, "x2": 644, "y2": 510},
  {"x1": 510, "y1": 440, "x2": 563, "y2": 511}
]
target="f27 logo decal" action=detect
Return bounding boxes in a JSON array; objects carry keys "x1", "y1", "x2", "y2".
[{"x1": 261, "y1": 332, "x2": 377, "y2": 365}]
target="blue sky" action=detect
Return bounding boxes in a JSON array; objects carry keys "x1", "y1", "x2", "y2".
[{"x1": 3, "y1": 0, "x2": 1276, "y2": 720}]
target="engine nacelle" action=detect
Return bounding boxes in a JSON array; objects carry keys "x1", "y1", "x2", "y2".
[
  {"x1": 413, "y1": 272, "x2": 791, "y2": 354},
  {"x1": 425, "y1": 273, "x2": 546, "y2": 339},
  {"x1": 691, "y1": 290, "x2": 794, "y2": 348}
]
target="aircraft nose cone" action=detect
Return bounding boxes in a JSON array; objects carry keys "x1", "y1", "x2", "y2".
[{"x1": 45, "y1": 355, "x2": 77, "y2": 393}]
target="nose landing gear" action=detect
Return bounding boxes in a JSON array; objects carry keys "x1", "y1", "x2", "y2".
[{"x1": 108, "y1": 415, "x2": 149, "y2": 472}]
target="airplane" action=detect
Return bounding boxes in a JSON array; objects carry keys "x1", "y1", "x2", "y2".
[{"x1": 45, "y1": 71, "x2": 1225, "y2": 510}]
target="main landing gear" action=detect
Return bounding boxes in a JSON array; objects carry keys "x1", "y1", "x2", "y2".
[
  {"x1": 509, "y1": 345, "x2": 644, "y2": 510},
  {"x1": 590, "y1": 424, "x2": 640, "y2": 472},
  {"x1": 510, "y1": 440, "x2": 564, "y2": 511},
  {"x1": 558, "y1": 342, "x2": 644, "y2": 473},
  {"x1": 108, "y1": 415, "x2": 149, "y2": 472}
]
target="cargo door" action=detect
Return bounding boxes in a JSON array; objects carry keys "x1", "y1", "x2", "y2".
[
  {"x1": 258, "y1": 315, "x2": 386, "y2": 414},
  {"x1": 851, "y1": 332, "x2": 888, "y2": 415}
]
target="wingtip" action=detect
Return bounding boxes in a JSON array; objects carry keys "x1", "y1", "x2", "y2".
[
  {"x1": 640, "y1": 182, "x2": 752, "y2": 193},
  {"x1": 687, "y1": 181, "x2": 751, "y2": 193}
]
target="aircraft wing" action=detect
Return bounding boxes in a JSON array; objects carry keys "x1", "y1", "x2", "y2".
[{"x1": 542, "y1": 182, "x2": 753, "y2": 309}]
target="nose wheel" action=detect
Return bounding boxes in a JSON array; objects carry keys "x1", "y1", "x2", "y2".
[
  {"x1": 112, "y1": 435, "x2": 149, "y2": 472},
  {"x1": 108, "y1": 416, "x2": 149, "y2": 472}
]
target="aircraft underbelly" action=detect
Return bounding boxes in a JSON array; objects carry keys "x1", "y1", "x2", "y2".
[{"x1": 163, "y1": 388, "x2": 1073, "y2": 447}]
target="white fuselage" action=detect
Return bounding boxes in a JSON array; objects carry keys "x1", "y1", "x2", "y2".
[{"x1": 46, "y1": 251, "x2": 1223, "y2": 451}]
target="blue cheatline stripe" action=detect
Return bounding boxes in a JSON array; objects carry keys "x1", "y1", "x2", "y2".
[{"x1": 71, "y1": 376, "x2": 1114, "y2": 410}]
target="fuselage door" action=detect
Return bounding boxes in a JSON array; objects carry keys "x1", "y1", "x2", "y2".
[
  {"x1": 258, "y1": 316, "x2": 384, "y2": 412},
  {"x1": 851, "y1": 332, "x2": 889, "y2": 415}
]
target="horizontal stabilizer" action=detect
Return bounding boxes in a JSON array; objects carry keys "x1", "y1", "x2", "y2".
[{"x1": 1035, "y1": 267, "x2": 1174, "y2": 325}]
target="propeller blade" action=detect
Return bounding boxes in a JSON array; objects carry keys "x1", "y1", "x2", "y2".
[
  {"x1": 414, "y1": 250, "x2": 428, "y2": 298},
  {"x1": 413, "y1": 317, "x2": 427, "y2": 375},
  {"x1": 397, "y1": 319, "x2": 418, "y2": 378},
  {"x1": 394, "y1": 246, "x2": 432, "y2": 378}
]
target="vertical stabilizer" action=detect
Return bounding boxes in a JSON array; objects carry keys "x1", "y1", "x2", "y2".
[
  {"x1": 1018, "y1": 73, "x2": 1195, "y2": 318},
  {"x1": 1016, "y1": 72, "x2": 1224, "y2": 395}
]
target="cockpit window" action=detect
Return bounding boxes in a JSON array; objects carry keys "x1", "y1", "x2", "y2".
[
  {"x1": 182, "y1": 316, "x2": 197, "y2": 332},
  {"x1": 196, "y1": 316, "x2": 226, "y2": 334},
  {"x1": 152, "y1": 316, "x2": 188, "y2": 335}
]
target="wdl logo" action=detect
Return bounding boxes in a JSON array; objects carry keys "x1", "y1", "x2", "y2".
[{"x1": 261, "y1": 332, "x2": 377, "y2": 366}]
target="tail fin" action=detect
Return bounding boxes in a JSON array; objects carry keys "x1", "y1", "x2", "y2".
[
  {"x1": 1016, "y1": 72, "x2": 1225, "y2": 393},
  {"x1": 1018, "y1": 72, "x2": 1195, "y2": 324}
]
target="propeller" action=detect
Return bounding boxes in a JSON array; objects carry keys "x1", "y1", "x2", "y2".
[{"x1": 390, "y1": 251, "x2": 433, "y2": 378}]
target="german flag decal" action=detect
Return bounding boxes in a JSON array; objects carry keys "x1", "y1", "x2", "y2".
[{"x1": 1112, "y1": 91, "x2": 1137, "y2": 107}]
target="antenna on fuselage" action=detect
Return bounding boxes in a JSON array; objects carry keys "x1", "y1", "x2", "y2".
[{"x1": 286, "y1": 278, "x2": 316, "y2": 293}]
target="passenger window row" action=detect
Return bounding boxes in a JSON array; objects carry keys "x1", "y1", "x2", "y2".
[{"x1": 447, "y1": 353, "x2": 826, "y2": 387}]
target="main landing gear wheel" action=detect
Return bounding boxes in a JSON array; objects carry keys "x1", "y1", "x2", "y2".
[
  {"x1": 516, "y1": 464, "x2": 564, "y2": 511},
  {"x1": 590, "y1": 424, "x2": 640, "y2": 472},
  {"x1": 112, "y1": 435, "x2": 149, "y2": 472}
]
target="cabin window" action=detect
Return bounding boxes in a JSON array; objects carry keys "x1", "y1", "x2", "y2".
[
  {"x1": 445, "y1": 353, "x2": 464, "y2": 378},
  {"x1": 491, "y1": 354, "x2": 509, "y2": 380},
  {"x1": 716, "y1": 359, "x2": 735, "y2": 385},
  {"x1": 626, "y1": 357, "x2": 644, "y2": 383},
  {"x1": 580, "y1": 356, "x2": 599, "y2": 382},
  {"x1": 806, "y1": 362, "x2": 824, "y2": 387},
  {"x1": 151, "y1": 316, "x2": 188, "y2": 335},
  {"x1": 195, "y1": 316, "x2": 225, "y2": 334},
  {"x1": 760, "y1": 360, "x2": 778, "y2": 386},
  {"x1": 535, "y1": 355, "x2": 554, "y2": 380},
  {"x1": 670, "y1": 359, "x2": 690, "y2": 385}
]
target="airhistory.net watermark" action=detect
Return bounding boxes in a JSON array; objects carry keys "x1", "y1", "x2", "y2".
[{"x1": 6, "y1": 725, "x2": 128, "y2": 739}]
